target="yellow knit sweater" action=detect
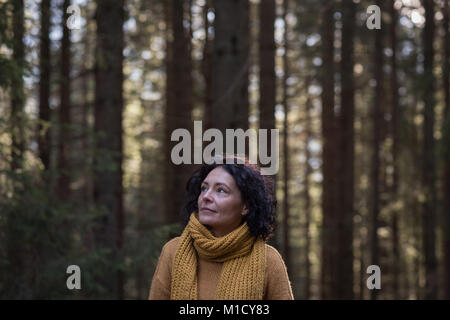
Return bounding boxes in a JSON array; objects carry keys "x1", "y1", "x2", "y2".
[{"x1": 149, "y1": 237, "x2": 294, "y2": 300}]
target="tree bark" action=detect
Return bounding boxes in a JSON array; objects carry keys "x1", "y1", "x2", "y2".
[
  {"x1": 279, "y1": 0, "x2": 290, "y2": 275},
  {"x1": 320, "y1": 0, "x2": 338, "y2": 300},
  {"x1": 421, "y1": 0, "x2": 437, "y2": 300},
  {"x1": 58, "y1": 0, "x2": 72, "y2": 201},
  {"x1": 10, "y1": 0, "x2": 25, "y2": 172},
  {"x1": 370, "y1": 0, "x2": 383, "y2": 301},
  {"x1": 390, "y1": 0, "x2": 401, "y2": 300},
  {"x1": 211, "y1": 0, "x2": 249, "y2": 133},
  {"x1": 163, "y1": 0, "x2": 193, "y2": 226},
  {"x1": 38, "y1": 0, "x2": 51, "y2": 175},
  {"x1": 203, "y1": 0, "x2": 213, "y2": 130},
  {"x1": 442, "y1": 0, "x2": 450, "y2": 301},
  {"x1": 7, "y1": 0, "x2": 25, "y2": 298},
  {"x1": 304, "y1": 78, "x2": 313, "y2": 300},
  {"x1": 259, "y1": 0, "x2": 276, "y2": 158},
  {"x1": 338, "y1": 0, "x2": 355, "y2": 299},
  {"x1": 81, "y1": 17, "x2": 93, "y2": 207},
  {"x1": 94, "y1": 0, "x2": 125, "y2": 299}
]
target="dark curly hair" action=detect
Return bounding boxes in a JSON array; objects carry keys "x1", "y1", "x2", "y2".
[{"x1": 180, "y1": 155, "x2": 277, "y2": 241}]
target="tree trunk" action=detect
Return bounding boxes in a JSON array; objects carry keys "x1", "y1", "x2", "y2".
[
  {"x1": 38, "y1": 0, "x2": 51, "y2": 176},
  {"x1": 203, "y1": 0, "x2": 213, "y2": 130},
  {"x1": 390, "y1": 0, "x2": 401, "y2": 300},
  {"x1": 80, "y1": 22, "x2": 94, "y2": 251},
  {"x1": 421, "y1": 0, "x2": 437, "y2": 300},
  {"x1": 370, "y1": 0, "x2": 383, "y2": 301},
  {"x1": 163, "y1": 0, "x2": 193, "y2": 226},
  {"x1": 211, "y1": 0, "x2": 249, "y2": 133},
  {"x1": 7, "y1": 0, "x2": 25, "y2": 298},
  {"x1": 259, "y1": 0, "x2": 276, "y2": 159},
  {"x1": 10, "y1": 0, "x2": 25, "y2": 172},
  {"x1": 358, "y1": 214, "x2": 366, "y2": 299},
  {"x1": 338, "y1": 0, "x2": 355, "y2": 299},
  {"x1": 413, "y1": 199, "x2": 422, "y2": 299},
  {"x1": 58, "y1": 0, "x2": 72, "y2": 201},
  {"x1": 81, "y1": 19, "x2": 93, "y2": 207},
  {"x1": 94, "y1": 0, "x2": 125, "y2": 299},
  {"x1": 279, "y1": 0, "x2": 290, "y2": 275},
  {"x1": 320, "y1": 0, "x2": 338, "y2": 300},
  {"x1": 442, "y1": 0, "x2": 450, "y2": 301},
  {"x1": 304, "y1": 78, "x2": 313, "y2": 300}
]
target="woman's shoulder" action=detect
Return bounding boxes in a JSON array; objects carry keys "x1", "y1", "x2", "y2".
[
  {"x1": 264, "y1": 244, "x2": 288, "y2": 270},
  {"x1": 264, "y1": 243, "x2": 283, "y2": 259},
  {"x1": 156, "y1": 236, "x2": 181, "y2": 268},
  {"x1": 263, "y1": 243, "x2": 294, "y2": 299},
  {"x1": 162, "y1": 236, "x2": 181, "y2": 255}
]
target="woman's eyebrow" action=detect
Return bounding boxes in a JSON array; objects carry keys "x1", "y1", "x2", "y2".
[
  {"x1": 201, "y1": 181, "x2": 230, "y2": 189},
  {"x1": 214, "y1": 182, "x2": 230, "y2": 189}
]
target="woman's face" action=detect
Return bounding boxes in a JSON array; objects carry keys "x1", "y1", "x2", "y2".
[{"x1": 197, "y1": 167, "x2": 248, "y2": 237}]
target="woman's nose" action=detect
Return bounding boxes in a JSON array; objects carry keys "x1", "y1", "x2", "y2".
[{"x1": 202, "y1": 189, "x2": 213, "y2": 202}]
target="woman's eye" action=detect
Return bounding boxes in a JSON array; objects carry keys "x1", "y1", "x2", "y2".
[
  {"x1": 201, "y1": 186, "x2": 207, "y2": 192},
  {"x1": 218, "y1": 188, "x2": 226, "y2": 193}
]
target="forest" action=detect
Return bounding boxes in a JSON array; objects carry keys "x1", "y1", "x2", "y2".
[{"x1": 0, "y1": 0, "x2": 449, "y2": 300}]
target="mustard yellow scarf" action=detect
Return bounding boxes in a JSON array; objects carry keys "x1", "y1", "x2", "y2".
[{"x1": 170, "y1": 213, "x2": 266, "y2": 300}]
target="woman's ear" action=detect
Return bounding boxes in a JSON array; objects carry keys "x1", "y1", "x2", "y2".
[{"x1": 242, "y1": 203, "x2": 249, "y2": 216}]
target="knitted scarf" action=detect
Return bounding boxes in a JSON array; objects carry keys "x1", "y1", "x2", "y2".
[{"x1": 170, "y1": 213, "x2": 266, "y2": 300}]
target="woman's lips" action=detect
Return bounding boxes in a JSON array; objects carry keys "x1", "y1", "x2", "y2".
[{"x1": 200, "y1": 208, "x2": 216, "y2": 214}]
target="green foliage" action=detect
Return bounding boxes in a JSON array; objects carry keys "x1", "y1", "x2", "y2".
[
  {"x1": 0, "y1": 172, "x2": 66, "y2": 298},
  {"x1": 0, "y1": 170, "x2": 117, "y2": 299},
  {"x1": 123, "y1": 222, "x2": 182, "y2": 299},
  {"x1": 0, "y1": 55, "x2": 17, "y2": 88}
]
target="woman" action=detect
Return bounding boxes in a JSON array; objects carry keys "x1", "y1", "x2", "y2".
[{"x1": 149, "y1": 156, "x2": 294, "y2": 300}]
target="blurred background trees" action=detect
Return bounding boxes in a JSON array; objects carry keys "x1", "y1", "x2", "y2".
[{"x1": 0, "y1": 0, "x2": 449, "y2": 300}]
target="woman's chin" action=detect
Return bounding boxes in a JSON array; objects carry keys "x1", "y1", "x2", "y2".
[
  {"x1": 198, "y1": 213, "x2": 215, "y2": 226},
  {"x1": 198, "y1": 213, "x2": 208, "y2": 223}
]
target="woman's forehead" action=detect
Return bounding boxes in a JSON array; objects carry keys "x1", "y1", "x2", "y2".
[{"x1": 203, "y1": 167, "x2": 236, "y2": 187}]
